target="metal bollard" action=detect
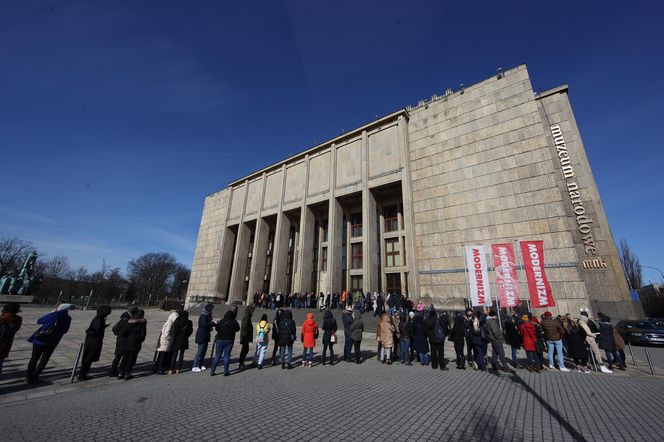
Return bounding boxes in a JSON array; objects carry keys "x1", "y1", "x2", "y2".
[
  {"x1": 627, "y1": 341, "x2": 637, "y2": 366},
  {"x1": 70, "y1": 343, "x2": 84, "y2": 384},
  {"x1": 644, "y1": 348, "x2": 655, "y2": 375}
]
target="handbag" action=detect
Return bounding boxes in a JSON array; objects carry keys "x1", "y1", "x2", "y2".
[
  {"x1": 330, "y1": 332, "x2": 337, "y2": 343},
  {"x1": 34, "y1": 313, "x2": 59, "y2": 341}
]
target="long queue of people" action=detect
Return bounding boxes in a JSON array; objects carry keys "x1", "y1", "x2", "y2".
[{"x1": 0, "y1": 300, "x2": 627, "y2": 385}]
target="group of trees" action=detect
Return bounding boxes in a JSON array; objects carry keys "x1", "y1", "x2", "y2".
[{"x1": 0, "y1": 237, "x2": 190, "y2": 306}]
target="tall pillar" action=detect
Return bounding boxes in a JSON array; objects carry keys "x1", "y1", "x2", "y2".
[
  {"x1": 363, "y1": 189, "x2": 378, "y2": 293},
  {"x1": 295, "y1": 205, "x2": 315, "y2": 293},
  {"x1": 216, "y1": 227, "x2": 236, "y2": 302},
  {"x1": 327, "y1": 198, "x2": 343, "y2": 293},
  {"x1": 248, "y1": 217, "x2": 269, "y2": 296},
  {"x1": 379, "y1": 209, "x2": 387, "y2": 292},
  {"x1": 397, "y1": 114, "x2": 419, "y2": 298},
  {"x1": 270, "y1": 211, "x2": 291, "y2": 293},
  {"x1": 228, "y1": 222, "x2": 251, "y2": 303}
]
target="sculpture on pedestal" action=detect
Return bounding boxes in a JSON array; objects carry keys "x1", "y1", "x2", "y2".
[{"x1": 0, "y1": 251, "x2": 41, "y2": 295}]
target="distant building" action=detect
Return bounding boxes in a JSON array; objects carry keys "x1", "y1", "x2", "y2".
[
  {"x1": 638, "y1": 284, "x2": 664, "y2": 317},
  {"x1": 186, "y1": 65, "x2": 641, "y2": 319}
]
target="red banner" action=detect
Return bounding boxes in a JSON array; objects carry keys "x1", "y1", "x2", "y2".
[
  {"x1": 519, "y1": 240, "x2": 555, "y2": 308},
  {"x1": 491, "y1": 244, "x2": 520, "y2": 307}
]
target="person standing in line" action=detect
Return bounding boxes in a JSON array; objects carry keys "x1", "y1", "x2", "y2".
[
  {"x1": 564, "y1": 316, "x2": 590, "y2": 372},
  {"x1": 78, "y1": 305, "x2": 112, "y2": 381},
  {"x1": 156, "y1": 311, "x2": 179, "y2": 375},
  {"x1": 450, "y1": 314, "x2": 466, "y2": 369},
  {"x1": 321, "y1": 310, "x2": 337, "y2": 365},
  {"x1": 613, "y1": 325, "x2": 627, "y2": 371},
  {"x1": 379, "y1": 313, "x2": 396, "y2": 364},
  {"x1": 342, "y1": 306, "x2": 354, "y2": 362},
  {"x1": 486, "y1": 311, "x2": 513, "y2": 373},
  {"x1": 109, "y1": 309, "x2": 133, "y2": 377},
  {"x1": 597, "y1": 313, "x2": 623, "y2": 371},
  {"x1": 270, "y1": 309, "x2": 282, "y2": 366},
  {"x1": 412, "y1": 314, "x2": 429, "y2": 366},
  {"x1": 300, "y1": 312, "x2": 318, "y2": 367},
  {"x1": 427, "y1": 311, "x2": 448, "y2": 371},
  {"x1": 210, "y1": 309, "x2": 240, "y2": 376},
  {"x1": 350, "y1": 310, "x2": 364, "y2": 364},
  {"x1": 376, "y1": 313, "x2": 386, "y2": 361},
  {"x1": 254, "y1": 313, "x2": 270, "y2": 369},
  {"x1": 504, "y1": 315, "x2": 523, "y2": 369},
  {"x1": 26, "y1": 303, "x2": 73, "y2": 384},
  {"x1": 170, "y1": 310, "x2": 193, "y2": 374},
  {"x1": 118, "y1": 309, "x2": 147, "y2": 380},
  {"x1": 0, "y1": 303, "x2": 22, "y2": 376},
  {"x1": 578, "y1": 312, "x2": 611, "y2": 373},
  {"x1": 398, "y1": 312, "x2": 413, "y2": 365},
  {"x1": 192, "y1": 303, "x2": 215, "y2": 372},
  {"x1": 541, "y1": 311, "x2": 569, "y2": 371},
  {"x1": 469, "y1": 312, "x2": 489, "y2": 371},
  {"x1": 463, "y1": 308, "x2": 477, "y2": 369},
  {"x1": 278, "y1": 310, "x2": 296, "y2": 369},
  {"x1": 238, "y1": 305, "x2": 255, "y2": 370},
  {"x1": 519, "y1": 314, "x2": 540, "y2": 373}
]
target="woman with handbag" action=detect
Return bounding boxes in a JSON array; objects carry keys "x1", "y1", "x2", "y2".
[
  {"x1": 26, "y1": 303, "x2": 73, "y2": 384},
  {"x1": 321, "y1": 309, "x2": 337, "y2": 365}
]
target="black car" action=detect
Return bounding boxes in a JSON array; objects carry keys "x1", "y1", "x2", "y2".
[{"x1": 615, "y1": 320, "x2": 664, "y2": 346}]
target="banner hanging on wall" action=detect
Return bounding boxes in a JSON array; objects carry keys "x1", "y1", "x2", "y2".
[
  {"x1": 465, "y1": 245, "x2": 492, "y2": 307},
  {"x1": 519, "y1": 240, "x2": 555, "y2": 308},
  {"x1": 491, "y1": 243, "x2": 520, "y2": 308}
]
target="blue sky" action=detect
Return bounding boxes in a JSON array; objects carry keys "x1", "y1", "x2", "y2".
[{"x1": 1, "y1": 0, "x2": 663, "y2": 283}]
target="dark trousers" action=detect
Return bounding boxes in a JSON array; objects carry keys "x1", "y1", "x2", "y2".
[
  {"x1": 344, "y1": 336, "x2": 353, "y2": 361},
  {"x1": 121, "y1": 351, "x2": 138, "y2": 375},
  {"x1": 454, "y1": 341, "x2": 465, "y2": 367},
  {"x1": 26, "y1": 344, "x2": 55, "y2": 379},
  {"x1": 111, "y1": 354, "x2": 123, "y2": 373},
  {"x1": 490, "y1": 340, "x2": 509, "y2": 369},
  {"x1": 169, "y1": 349, "x2": 185, "y2": 372},
  {"x1": 353, "y1": 340, "x2": 362, "y2": 363},
  {"x1": 322, "y1": 343, "x2": 335, "y2": 363},
  {"x1": 239, "y1": 342, "x2": 250, "y2": 365},
  {"x1": 156, "y1": 351, "x2": 171, "y2": 373},
  {"x1": 376, "y1": 342, "x2": 382, "y2": 360},
  {"x1": 272, "y1": 340, "x2": 279, "y2": 362},
  {"x1": 466, "y1": 338, "x2": 476, "y2": 363},
  {"x1": 430, "y1": 342, "x2": 445, "y2": 369},
  {"x1": 79, "y1": 346, "x2": 96, "y2": 376}
]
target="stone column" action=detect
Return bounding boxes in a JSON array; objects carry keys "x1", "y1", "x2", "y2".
[
  {"x1": 227, "y1": 222, "x2": 251, "y2": 303},
  {"x1": 397, "y1": 114, "x2": 419, "y2": 298},
  {"x1": 248, "y1": 217, "x2": 269, "y2": 296},
  {"x1": 295, "y1": 205, "x2": 315, "y2": 293},
  {"x1": 270, "y1": 211, "x2": 291, "y2": 293},
  {"x1": 327, "y1": 143, "x2": 343, "y2": 293},
  {"x1": 378, "y1": 208, "x2": 387, "y2": 292},
  {"x1": 362, "y1": 189, "x2": 378, "y2": 293},
  {"x1": 216, "y1": 227, "x2": 236, "y2": 302}
]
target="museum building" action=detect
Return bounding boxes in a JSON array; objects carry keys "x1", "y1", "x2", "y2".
[{"x1": 186, "y1": 65, "x2": 641, "y2": 319}]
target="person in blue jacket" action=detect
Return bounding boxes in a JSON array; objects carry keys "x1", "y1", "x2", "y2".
[
  {"x1": 26, "y1": 303, "x2": 73, "y2": 384},
  {"x1": 192, "y1": 303, "x2": 215, "y2": 372}
]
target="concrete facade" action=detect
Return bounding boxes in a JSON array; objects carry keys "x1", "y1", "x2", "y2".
[{"x1": 187, "y1": 65, "x2": 641, "y2": 319}]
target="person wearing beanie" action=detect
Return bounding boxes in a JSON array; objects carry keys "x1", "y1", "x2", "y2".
[
  {"x1": 399, "y1": 311, "x2": 414, "y2": 365},
  {"x1": 463, "y1": 308, "x2": 477, "y2": 369},
  {"x1": 342, "y1": 305, "x2": 354, "y2": 362},
  {"x1": 109, "y1": 311, "x2": 131, "y2": 377},
  {"x1": 238, "y1": 305, "x2": 255, "y2": 370},
  {"x1": 0, "y1": 303, "x2": 22, "y2": 376},
  {"x1": 486, "y1": 310, "x2": 513, "y2": 373},
  {"x1": 192, "y1": 303, "x2": 215, "y2": 372},
  {"x1": 350, "y1": 310, "x2": 364, "y2": 364},
  {"x1": 321, "y1": 309, "x2": 338, "y2": 365},
  {"x1": 170, "y1": 310, "x2": 193, "y2": 374},
  {"x1": 540, "y1": 311, "x2": 569, "y2": 372},
  {"x1": 597, "y1": 314, "x2": 623, "y2": 371},
  {"x1": 119, "y1": 309, "x2": 147, "y2": 380},
  {"x1": 254, "y1": 313, "x2": 270, "y2": 369},
  {"x1": 577, "y1": 313, "x2": 611, "y2": 373},
  {"x1": 504, "y1": 314, "x2": 523, "y2": 369},
  {"x1": 78, "y1": 305, "x2": 112, "y2": 381},
  {"x1": 450, "y1": 314, "x2": 467, "y2": 369},
  {"x1": 26, "y1": 304, "x2": 73, "y2": 383}
]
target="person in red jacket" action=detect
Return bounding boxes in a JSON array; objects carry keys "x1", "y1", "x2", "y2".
[
  {"x1": 0, "y1": 303, "x2": 22, "y2": 376},
  {"x1": 300, "y1": 313, "x2": 318, "y2": 367},
  {"x1": 519, "y1": 314, "x2": 540, "y2": 373}
]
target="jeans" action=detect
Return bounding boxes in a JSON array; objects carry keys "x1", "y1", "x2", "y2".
[
  {"x1": 254, "y1": 343, "x2": 268, "y2": 366},
  {"x1": 400, "y1": 339, "x2": 411, "y2": 363},
  {"x1": 547, "y1": 339, "x2": 565, "y2": 368},
  {"x1": 280, "y1": 345, "x2": 293, "y2": 365},
  {"x1": 511, "y1": 346, "x2": 519, "y2": 364},
  {"x1": 193, "y1": 342, "x2": 209, "y2": 369},
  {"x1": 418, "y1": 352, "x2": 429, "y2": 365},
  {"x1": 605, "y1": 350, "x2": 623, "y2": 367},
  {"x1": 526, "y1": 350, "x2": 538, "y2": 366},
  {"x1": 211, "y1": 340, "x2": 233, "y2": 375},
  {"x1": 475, "y1": 344, "x2": 487, "y2": 370},
  {"x1": 344, "y1": 336, "x2": 353, "y2": 361},
  {"x1": 303, "y1": 347, "x2": 314, "y2": 363}
]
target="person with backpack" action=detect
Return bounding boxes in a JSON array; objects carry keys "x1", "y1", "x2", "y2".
[
  {"x1": 450, "y1": 314, "x2": 467, "y2": 369},
  {"x1": 321, "y1": 309, "x2": 337, "y2": 365},
  {"x1": 118, "y1": 309, "x2": 147, "y2": 380},
  {"x1": 379, "y1": 313, "x2": 396, "y2": 364},
  {"x1": 278, "y1": 310, "x2": 296, "y2": 369},
  {"x1": 398, "y1": 312, "x2": 413, "y2": 365},
  {"x1": 192, "y1": 303, "x2": 215, "y2": 372},
  {"x1": 156, "y1": 310, "x2": 179, "y2": 375},
  {"x1": 109, "y1": 310, "x2": 132, "y2": 377},
  {"x1": 0, "y1": 303, "x2": 22, "y2": 376},
  {"x1": 26, "y1": 303, "x2": 73, "y2": 384},
  {"x1": 211, "y1": 308, "x2": 240, "y2": 376},
  {"x1": 238, "y1": 305, "x2": 255, "y2": 370},
  {"x1": 78, "y1": 305, "x2": 112, "y2": 381},
  {"x1": 300, "y1": 312, "x2": 318, "y2": 367},
  {"x1": 412, "y1": 313, "x2": 429, "y2": 366},
  {"x1": 426, "y1": 310, "x2": 448, "y2": 370},
  {"x1": 350, "y1": 310, "x2": 364, "y2": 364},
  {"x1": 170, "y1": 310, "x2": 193, "y2": 374},
  {"x1": 254, "y1": 313, "x2": 270, "y2": 369},
  {"x1": 486, "y1": 310, "x2": 513, "y2": 373}
]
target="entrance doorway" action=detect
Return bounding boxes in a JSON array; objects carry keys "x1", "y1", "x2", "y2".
[{"x1": 386, "y1": 273, "x2": 401, "y2": 295}]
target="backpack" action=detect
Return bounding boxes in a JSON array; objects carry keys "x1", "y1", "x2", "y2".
[
  {"x1": 0, "y1": 321, "x2": 14, "y2": 345},
  {"x1": 256, "y1": 323, "x2": 268, "y2": 344},
  {"x1": 433, "y1": 320, "x2": 445, "y2": 343}
]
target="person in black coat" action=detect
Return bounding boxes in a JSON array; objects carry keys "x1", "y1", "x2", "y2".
[
  {"x1": 193, "y1": 303, "x2": 215, "y2": 372},
  {"x1": 398, "y1": 313, "x2": 414, "y2": 365},
  {"x1": 412, "y1": 314, "x2": 429, "y2": 365},
  {"x1": 450, "y1": 314, "x2": 467, "y2": 369},
  {"x1": 78, "y1": 305, "x2": 112, "y2": 381},
  {"x1": 170, "y1": 311, "x2": 193, "y2": 374},
  {"x1": 597, "y1": 313, "x2": 623, "y2": 370},
  {"x1": 278, "y1": 310, "x2": 296, "y2": 369},
  {"x1": 270, "y1": 309, "x2": 282, "y2": 366},
  {"x1": 426, "y1": 310, "x2": 448, "y2": 370},
  {"x1": 109, "y1": 310, "x2": 132, "y2": 377},
  {"x1": 210, "y1": 308, "x2": 240, "y2": 376},
  {"x1": 321, "y1": 310, "x2": 338, "y2": 365},
  {"x1": 342, "y1": 307, "x2": 354, "y2": 362},
  {"x1": 238, "y1": 305, "x2": 254, "y2": 369},
  {"x1": 119, "y1": 309, "x2": 147, "y2": 380},
  {"x1": 504, "y1": 316, "x2": 523, "y2": 368}
]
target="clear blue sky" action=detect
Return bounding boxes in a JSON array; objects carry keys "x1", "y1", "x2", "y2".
[{"x1": 1, "y1": 1, "x2": 662, "y2": 283}]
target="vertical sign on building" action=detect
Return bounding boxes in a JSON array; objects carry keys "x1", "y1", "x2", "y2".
[
  {"x1": 491, "y1": 243, "x2": 520, "y2": 308},
  {"x1": 519, "y1": 240, "x2": 555, "y2": 308},
  {"x1": 465, "y1": 245, "x2": 492, "y2": 307}
]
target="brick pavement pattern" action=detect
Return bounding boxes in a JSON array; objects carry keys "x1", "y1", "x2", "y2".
[{"x1": 1, "y1": 306, "x2": 663, "y2": 441}]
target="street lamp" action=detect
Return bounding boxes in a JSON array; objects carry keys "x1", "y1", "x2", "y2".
[{"x1": 639, "y1": 265, "x2": 664, "y2": 283}]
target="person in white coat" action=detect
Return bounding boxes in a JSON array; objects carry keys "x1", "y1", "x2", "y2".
[{"x1": 156, "y1": 311, "x2": 179, "y2": 374}]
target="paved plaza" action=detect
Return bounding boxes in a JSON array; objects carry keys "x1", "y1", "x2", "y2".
[{"x1": 1, "y1": 306, "x2": 663, "y2": 441}]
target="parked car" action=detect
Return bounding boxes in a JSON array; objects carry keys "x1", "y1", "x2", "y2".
[{"x1": 615, "y1": 320, "x2": 664, "y2": 346}]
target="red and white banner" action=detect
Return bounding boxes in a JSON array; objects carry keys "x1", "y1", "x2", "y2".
[
  {"x1": 519, "y1": 240, "x2": 555, "y2": 308},
  {"x1": 491, "y1": 243, "x2": 520, "y2": 308},
  {"x1": 465, "y1": 245, "x2": 492, "y2": 307}
]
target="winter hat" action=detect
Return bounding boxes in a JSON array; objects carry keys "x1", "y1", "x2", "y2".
[
  {"x1": 544, "y1": 311, "x2": 552, "y2": 317},
  {"x1": 261, "y1": 313, "x2": 268, "y2": 321},
  {"x1": 128, "y1": 306, "x2": 139, "y2": 316},
  {"x1": 408, "y1": 311, "x2": 415, "y2": 319},
  {"x1": 416, "y1": 303, "x2": 424, "y2": 312},
  {"x1": 58, "y1": 303, "x2": 74, "y2": 311},
  {"x1": 346, "y1": 305, "x2": 353, "y2": 312},
  {"x1": 2, "y1": 303, "x2": 20, "y2": 314},
  {"x1": 580, "y1": 311, "x2": 589, "y2": 318},
  {"x1": 204, "y1": 303, "x2": 214, "y2": 313}
]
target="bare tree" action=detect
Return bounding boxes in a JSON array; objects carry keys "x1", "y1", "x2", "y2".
[
  {"x1": 42, "y1": 255, "x2": 71, "y2": 279},
  {"x1": 169, "y1": 263, "x2": 191, "y2": 300},
  {"x1": 619, "y1": 238, "x2": 642, "y2": 289},
  {"x1": 127, "y1": 252, "x2": 178, "y2": 305},
  {"x1": 0, "y1": 237, "x2": 34, "y2": 276}
]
